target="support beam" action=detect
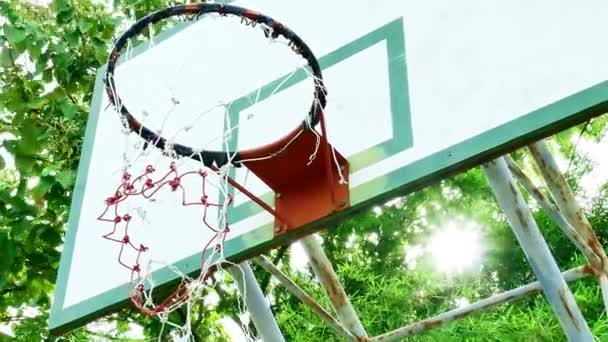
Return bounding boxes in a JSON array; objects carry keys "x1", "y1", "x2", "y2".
[
  {"x1": 253, "y1": 256, "x2": 357, "y2": 341},
  {"x1": 529, "y1": 140, "x2": 608, "y2": 276},
  {"x1": 505, "y1": 156, "x2": 599, "y2": 265},
  {"x1": 371, "y1": 264, "x2": 592, "y2": 341},
  {"x1": 482, "y1": 158, "x2": 593, "y2": 341},
  {"x1": 508, "y1": 153, "x2": 608, "y2": 308},
  {"x1": 227, "y1": 261, "x2": 285, "y2": 342},
  {"x1": 301, "y1": 235, "x2": 369, "y2": 340}
]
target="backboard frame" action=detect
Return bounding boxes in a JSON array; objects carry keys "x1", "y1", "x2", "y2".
[{"x1": 50, "y1": 1, "x2": 608, "y2": 334}]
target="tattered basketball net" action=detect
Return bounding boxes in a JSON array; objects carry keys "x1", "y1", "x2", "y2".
[{"x1": 99, "y1": 3, "x2": 348, "y2": 340}]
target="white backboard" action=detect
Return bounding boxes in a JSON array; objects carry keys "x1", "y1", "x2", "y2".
[{"x1": 51, "y1": 0, "x2": 608, "y2": 333}]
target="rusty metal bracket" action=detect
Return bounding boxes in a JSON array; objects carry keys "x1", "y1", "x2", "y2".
[{"x1": 242, "y1": 128, "x2": 349, "y2": 234}]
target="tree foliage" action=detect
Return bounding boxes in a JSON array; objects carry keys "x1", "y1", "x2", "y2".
[
  {"x1": 0, "y1": 0, "x2": 115, "y2": 334},
  {"x1": 0, "y1": 1, "x2": 607, "y2": 341}
]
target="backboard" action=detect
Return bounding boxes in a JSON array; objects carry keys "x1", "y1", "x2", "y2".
[{"x1": 50, "y1": 0, "x2": 608, "y2": 333}]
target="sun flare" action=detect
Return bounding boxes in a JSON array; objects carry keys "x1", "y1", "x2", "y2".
[{"x1": 428, "y1": 223, "x2": 483, "y2": 274}]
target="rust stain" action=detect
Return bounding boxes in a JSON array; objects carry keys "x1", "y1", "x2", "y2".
[
  {"x1": 585, "y1": 237, "x2": 606, "y2": 273},
  {"x1": 421, "y1": 319, "x2": 442, "y2": 330},
  {"x1": 576, "y1": 211, "x2": 586, "y2": 222},
  {"x1": 452, "y1": 311, "x2": 471, "y2": 321},
  {"x1": 582, "y1": 264, "x2": 596, "y2": 275},
  {"x1": 183, "y1": 3, "x2": 200, "y2": 14},
  {"x1": 514, "y1": 208, "x2": 529, "y2": 231},
  {"x1": 587, "y1": 237, "x2": 605, "y2": 258},
  {"x1": 508, "y1": 183, "x2": 518, "y2": 197},
  {"x1": 558, "y1": 188, "x2": 568, "y2": 202},
  {"x1": 531, "y1": 150, "x2": 546, "y2": 168},
  {"x1": 525, "y1": 288, "x2": 542, "y2": 297},
  {"x1": 310, "y1": 255, "x2": 347, "y2": 308},
  {"x1": 531, "y1": 188, "x2": 544, "y2": 199},
  {"x1": 558, "y1": 289, "x2": 580, "y2": 331}
]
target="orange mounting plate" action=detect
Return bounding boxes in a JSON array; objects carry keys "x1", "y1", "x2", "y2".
[{"x1": 241, "y1": 128, "x2": 349, "y2": 234}]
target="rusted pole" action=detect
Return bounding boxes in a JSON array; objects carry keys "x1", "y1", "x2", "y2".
[
  {"x1": 301, "y1": 235, "x2": 369, "y2": 340},
  {"x1": 482, "y1": 158, "x2": 593, "y2": 341},
  {"x1": 505, "y1": 156, "x2": 600, "y2": 264},
  {"x1": 371, "y1": 264, "x2": 592, "y2": 341},
  {"x1": 529, "y1": 140, "x2": 608, "y2": 310},
  {"x1": 227, "y1": 261, "x2": 285, "y2": 342},
  {"x1": 508, "y1": 154, "x2": 608, "y2": 307},
  {"x1": 253, "y1": 256, "x2": 358, "y2": 341}
]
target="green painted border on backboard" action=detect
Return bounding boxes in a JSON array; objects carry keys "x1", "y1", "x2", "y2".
[
  {"x1": 225, "y1": 18, "x2": 413, "y2": 224},
  {"x1": 49, "y1": 10, "x2": 608, "y2": 335},
  {"x1": 48, "y1": 15, "x2": 206, "y2": 334},
  {"x1": 50, "y1": 17, "x2": 413, "y2": 334}
]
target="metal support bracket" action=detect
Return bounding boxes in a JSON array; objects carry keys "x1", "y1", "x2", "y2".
[{"x1": 242, "y1": 128, "x2": 349, "y2": 234}]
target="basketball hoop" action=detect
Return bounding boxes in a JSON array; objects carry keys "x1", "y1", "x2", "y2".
[
  {"x1": 100, "y1": 1, "x2": 349, "y2": 330},
  {"x1": 105, "y1": 3, "x2": 327, "y2": 168}
]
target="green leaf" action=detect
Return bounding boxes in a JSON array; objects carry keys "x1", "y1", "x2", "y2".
[
  {"x1": 30, "y1": 43, "x2": 42, "y2": 59},
  {"x1": 59, "y1": 99, "x2": 78, "y2": 119},
  {"x1": 2, "y1": 139, "x2": 17, "y2": 154},
  {"x1": 0, "y1": 231, "x2": 16, "y2": 273},
  {"x1": 14, "y1": 154, "x2": 37, "y2": 174},
  {"x1": 0, "y1": 155, "x2": 4, "y2": 170},
  {"x1": 3, "y1": 25, "x2": 26, "y2": 44},
  {"x1": 0, "y1": 48, "x2": 13, "y2": 67},
  {"x1": 78, "y1": 19, "x2": 93, "y2": 33},
  {"x1": 65, "y1": 31, "x2": 80, "y2": 46},
  {"x1": 31, "y1": 175, "x2": 54, "y2": 203},
  {"x1": 0, "y1": 2, "x2": 19, "y2": 23},
  {"x1": 42, "y1": 68, "x2": 53, "y2": 82},
  {"x1": 94, "y1": 44, "x2": 107, "y2": 64},
  {"x1": 12, "y1": 221, "x2": 30, "y2": 241},
  {"x1": 18, "y1": 120, "x2": 45, "y2": 154},
  {"x1": 2, "y1": 139, "x2": 38, "y2": 174},
  {"x1": 37, "y1": 128, "x2": 52, "y2": 142},
  {"x1": 36, "y1": 51, "x2": 50, "y2": 71},
  {"x1": 26, "y1": 98, "x2": 46, "y2": 110},
  {"x1": 56, "y1": 169, "x2": 76, "y2": 189},
  {"x1": 56, "y1": 0, "x2": 75, "y2": 24},
  {"x1": 53, "y1": 50, "x2": 70, "y2": 68},
  {"x1": 40, "y1": 227, "x2": 62, "y2": 246}
]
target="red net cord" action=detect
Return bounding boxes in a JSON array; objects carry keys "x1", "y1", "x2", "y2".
[{"x1": 97, "y1": 162, "x2": 233, "y2": 316}]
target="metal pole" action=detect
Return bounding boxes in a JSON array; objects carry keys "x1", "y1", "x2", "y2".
[
  {"x1": 601, "y1": 274, "x2": 608, "y2": 311},
  {"x1": 253, "y1": 256, "x2": 357, "y2": 341},
  {"x1": 371, "y1": 264, "x2": 592, "y2": 342},
  {"x1": 508, "y1": 153, "x2": 608, "y2": 309},
  {"x1": 529, "y1": 141, "x2": 607, "y2": 263},
  {"x1": 482, "y1": 158, "x2": 593, "y2": 341},
  {"x1": 529, "y1": 141, "x2": 608, "y2": 291},
  {"x1": 301, "y1": 235, "x2": 369, "y2": 340},
  {"x1": 227, "y1": 261, "x2": 285, "y2": 342},
  {"x1": 505, "y1": 156, "x2": 599, "y2": 264}
]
